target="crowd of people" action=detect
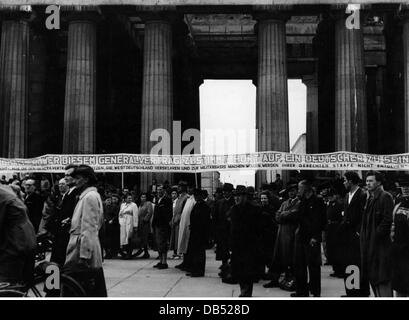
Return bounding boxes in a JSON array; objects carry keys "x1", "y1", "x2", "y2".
[{"x1": 1, "y1": 168, "x2": 409, "y2": 298}]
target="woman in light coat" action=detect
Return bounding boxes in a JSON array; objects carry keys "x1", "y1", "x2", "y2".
[{"x1": 119, "y1": 194, "x2": 138, "y2": 259}]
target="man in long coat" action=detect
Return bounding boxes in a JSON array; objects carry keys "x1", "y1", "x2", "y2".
[
  {"x1": 50, "y1": 165, "x2": 81, "y2": 266},
  {"x1": 214, "y1": 183, "x2": 235, "y2": 272},
  {"x1": 185, "y1": 189, "x2": 211, "y2": 277},
  {"x1": 230, "y1": 185, "x2": 262, "y2": 297},
  {"x1": 170, "y1": 181, "x2": 188, "y2": 258},
  {"x1": 203, "y1": 189, "x2": 216, "y2": 248},
  {"x1": 340, "y1": 171, "x2": 369, "y2": 297},
  {"x1": 259, "y1": 191, "x2": 278, "y2": 279},
  {"x1": 264, "y1": 184, "x2": 300, "y2": 288},
  {"x1": 360, "y1": 171, "x2": 394, "y2": 297},
  {"x1": 325, "y1": 188, "x2": 344, "y2": 277},
  {"x1": 64, "y1": 165, "x2": 107, "y2": 297},
  {"x1": 176, "y1": 185, "x2": 196, "y2": 270},
  {"x1": 103, "y1": 194, "x2": 120, "y2": 259},
  {"x1": 292, "y1": 180, "x2": 326, "y2": 297}
]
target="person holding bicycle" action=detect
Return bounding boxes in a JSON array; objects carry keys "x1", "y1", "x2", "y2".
[{"x1": 0, "y1": 185, "x2": 36, "y2": 285}]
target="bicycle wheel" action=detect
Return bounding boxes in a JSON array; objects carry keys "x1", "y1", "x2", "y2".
[
  {"x1": 60, "y1": 274, "x2": 86, "y2": 297},
  {"x1": 0, "y1": 289, "x2": 25, "y2": 297}
]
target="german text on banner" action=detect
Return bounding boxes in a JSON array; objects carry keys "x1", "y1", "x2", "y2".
[{"x1": 1, "y1": 151, "x2": 409, "y2": 173}]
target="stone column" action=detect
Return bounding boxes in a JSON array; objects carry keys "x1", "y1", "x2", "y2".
[
  {"x1": 0, "y1": 17, "x2": 30, "y2": 158},
  {"x1": 28, "y1": 33, "x2": 47, "y2": 157},
  {"x1": 140, "y1": 19, "x2": 173, "y2": 190},
  {"x1": 255, "y1": 15, "x2": 290, "y2": 186},
  {"x1": 402, "y1": 15, "x2": 409, "y2": 152},
  {"x1": 302, "y1": 74, "x2": 319, "y2": 154},
  {"x1": 334, "y1": 11, "x2": 368, "y2": 152},
  {"x1": 63, "y1": 11, "x2": 98, "y2": 154}
]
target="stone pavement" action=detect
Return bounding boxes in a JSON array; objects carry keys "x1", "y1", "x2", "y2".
[{"x1": 104, "y1": 249, "x2": 346, "y2": 297}]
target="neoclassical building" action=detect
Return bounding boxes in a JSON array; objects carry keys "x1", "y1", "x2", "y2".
[{"x1": 0, "y1": 1, "x2": 408, "y2": 189}]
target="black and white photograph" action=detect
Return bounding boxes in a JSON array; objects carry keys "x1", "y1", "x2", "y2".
[{"x1": 0, "y1": 0, "x2": 409, "y2": 307}]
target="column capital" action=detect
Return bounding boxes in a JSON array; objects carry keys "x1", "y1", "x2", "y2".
[
  {"x1": 61, "y1": 5, "x2": 102, "y2": 23},
  {"x1": 252, "y1": 5, "x2": 292, "y2": 23},
  {"x1": 136, "y1": 7, "x2": 181, "y2": 25}
]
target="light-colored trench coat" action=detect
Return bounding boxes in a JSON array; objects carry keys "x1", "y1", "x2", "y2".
[
  {"x1": 65, "y1": 187, "x2": 104, "y2": 269},
  {"x1": 177, "y1": 195, "x2": 196, "y2": 255}
]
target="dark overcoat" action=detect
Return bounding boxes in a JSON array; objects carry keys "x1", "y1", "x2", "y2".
[
  {"x1": 103, "y1": 202, "x2": 120, "y2": 252},
  {"x1": 296, "y1": 194, "x2": 327, "y2": 244},
  {"x1": 188, "y1": 201, "x2": 211, "y2": 250},
  {"x1": 325, "y1": 199, "x2": 344, "y2": 266},
  {"x1": 50, "y1": 187, "x2": 81, "y2": 265},
  {"x1": 0, "y1": 185, "x2": 36, "y2": 282},
  {"x1": 260, "y1": 204, "x2": 278, "y2": 266},
  {"x1": 152, "y1": 196, "x2": 173, "y2": 231},
  {"x1": 214, "y1": 196, "x2": 235, "y2": 261},
  {"x1": 360, "y1": 186, "x2": 394, "y2": 285},
  {"x1": 25, "y1": 192, "x2": 44, "y2": 233},
  {"x1": 339, "y1": 187, "x2": 366, "y2": 267},
  {"x1": 390, "y1": 200, "x2": 409, "y2": 293},
  {"x1": 273, "y1": 197, "x2": 300, "y2": 269},
  {"x1": 230, "y1": 201, "x2": 263, "y2": 282}
]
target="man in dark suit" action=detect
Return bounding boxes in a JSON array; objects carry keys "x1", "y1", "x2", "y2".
[
  {"x1": 230, "y1": 185, "x2": 263, "y2": 297},
  {"x1": 152, "y1": 185, "x2": 173, "y2": 269},
  {"x1": 203, "y1": 189, "x2": 215, "y2": 249},
  {"x1": 340, "y1": 171, "x2": 369, "y2": 297},
  {"x1": 214, "y1": 183, "x2": 235, "y2": 275},
  {"x1": 50, "y1": 164, "x2": 81, "y2": 266},
  {"x1": 185, "y1": 189, "x2": 211, "y2": 277},
  {"x1": 361, "y1": 171, "x2": 394, "y2": 297},
  {"x1": 24, "y1": 179, "x2": 45, "y2": 233},
  {"x1": 292, "y1": 180, "x2": 327, "y2": 297}
]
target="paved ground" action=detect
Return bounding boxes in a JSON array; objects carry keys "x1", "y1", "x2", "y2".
[{"x1": 104, "y1": 249, "x2": 345, "y2": 297}]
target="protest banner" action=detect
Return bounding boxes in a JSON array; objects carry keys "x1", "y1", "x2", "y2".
[{"x1": 1, "y1": 151, "x2": 409, "y2": 173}]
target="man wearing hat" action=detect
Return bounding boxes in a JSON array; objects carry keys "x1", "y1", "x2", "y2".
[
  {"x1": 185, "y1": 189, "x2": 212, "y2": 277},
  {"x1": 230, "y1": 185, "x2": 263, "y2": 297},
  {"x1": 214, "y1": 182, "x2": 235, "y2": 273},
  {"x1": 214, "y1": 187, "x2": 223, "y2": 202}
]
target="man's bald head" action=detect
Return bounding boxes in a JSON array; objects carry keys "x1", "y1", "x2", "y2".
[
  {"x1": 25, "y1": 179, "x2": 36, "y2": 195},
  {"x1": 59, "y1": 178, "x2": 69, "y2": 194}
]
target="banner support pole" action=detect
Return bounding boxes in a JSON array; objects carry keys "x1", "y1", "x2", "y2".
[{"x1": 121, "y1": 172, "x2": 124, "y2": 190}]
